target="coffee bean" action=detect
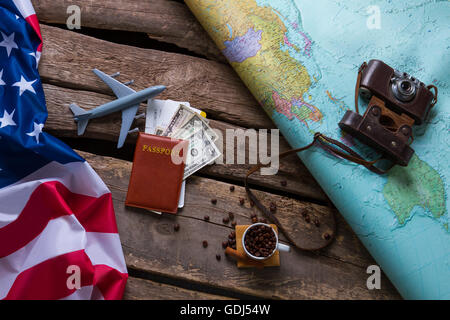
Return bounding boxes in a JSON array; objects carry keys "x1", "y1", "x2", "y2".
[
  {"x1": 280, "y1": 180, "x2": 287, "y2": 186},
  {"x1": 305, "y1": 215, "x2": 310, "y2": 223},
  {"x1": 228, "y1": 212, "x2": 234, "y2": 220},
  {"x1": 223, "y1": 217, "x2": 230, "y2": 224},
  {"x1": 239, "y1": 198, "x2": 245, "y2": 205},
  {"x1": 216, "y1": 254, "x2": 221, "y2": 261},
  {"x1": 174, "y1": 224, "x2": 180, "y2": 232},
  {"x1": 231, "y1": 221, "x2": 237, "y2": 227},
  {"x1": 301, "y1": 209, "x2": 307, "y2": 217},
  {"x1": 323, "y1": 233, "x2": 331, "y2": 241},
  {"x1": 229, "y1": 185, "x2": 235, "y2": 192},
  {"x1": 250, "y1": 200, "x2": 255, "y2": 207},
  {"x1": 269, "y1": 202, "x2": 277, "y2": 213},
  {"x1": 260, "y1": 218, "x2": 267, "y2": 223},
  {"x1": 211, "y1": 199, "x2": 217, "y2": 205},
  {"x1": 250, "y1": 213, "x2": 257, "y2": 219},
  {"x1": 204, "y1": 215, "x2": 210, "y2": 222},
  {"x1": 202, "y1": 240, "x2": 208, "y2": 248},
  {"x1": 222, "y1": 241, "x2": 228, "y2": 249},
  {"x1": 314, "y1": 219, "x2": 320, "y2": 227},
  {"x1": 252, "y1": 217, "x2": 258, "y2": 223},
  {"x1": 230, "y1": 231, "x2": 236, "y2": 239}
]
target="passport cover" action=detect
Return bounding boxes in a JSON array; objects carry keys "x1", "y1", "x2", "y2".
[{"x1": 126, "y1": 133, "x2": 188, "y2": 214}]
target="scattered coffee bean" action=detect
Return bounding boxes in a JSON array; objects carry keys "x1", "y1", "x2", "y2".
[
  {"x1": 231, "y1": 221, "x2": 237, "y2": 227},
  {"x1": 228, "y1": 233, "x2": 234, "y2": 240},
  {"x1": 260, "y1": 218, "x2": 268, "y2": 223},
  {"x1": 314, "y1": 219, "x2": 320, "y2": 227},
  {"x1": 244, "y1": 225, "x2": 276, "y2": 258},
  {"x1": 229, "y1": 185, "x2": 235, "y2": 192},
  {"x1": 280, "y1": 180, "x2": 287, "y2": 187},
  {"x1": 230, "y1": 231, "x2": 236, "y2": 239},
  {"x1": 323, "y1": 233, "x2": 331, "y2": 241},
  {"x1": 202, "y1": 240, "x2": 208, "y2": 248},
  {"x1": 301, "y1": 209, "x2": 307, "y2": 217},
  {"x1": 251, "y1": 217, "x2": 258, "y2": 223},
  {"x1": 211, "y1": 199, "x2": 217, "y2": 205},
  {"x1": 204, "y1": 215, "x2": 210, "y2": 222},
  {"x1": 250, "y1": 213, "x2": 257, "y2": 219},
  {"x1": 231, "y1": 244, "x2": 236, "y2": 250},
  {"x1": 223, "y1": 216, "x2": 230, "y2": 224},
  {"x1": 216, "y1": 254, "x2": 221, "y2": 261},
  {"x1": 250, "y1": 200, "x2": 255, "y2": 207},
  {"x1": 305, "y1": 215, "x2": 311, "y2": 223},
  {"x1": 239, "y1": 198, "x2": 245, "y2": 206},
  {"x1": 174, "y1": 224, "x2": 180, "y2": 232},
  {"x1": 269, "y1": 202, "x2": 277, "y2": 213},
  {"x1": 228, "y1": 212, "x2": 234, "y2": 220},
  {"x1": 222, "y1": 241, "x2": 228, "y2": 249}
]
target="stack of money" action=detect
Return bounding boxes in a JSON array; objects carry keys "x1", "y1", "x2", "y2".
[{"x1": 145, "y1": 100, "x2": 221, "y2": 204}]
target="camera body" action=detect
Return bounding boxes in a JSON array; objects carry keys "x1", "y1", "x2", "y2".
[
  {"x1": 339, "y1": 60, "x2": 436, "y2": 166},
  {"x1": 358, "y1": 59, "x2": 434, "y2": 125}
]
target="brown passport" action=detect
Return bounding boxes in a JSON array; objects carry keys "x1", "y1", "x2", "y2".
[{"x1": 125, "y1": 133, "x2": 188, "y2": 214}]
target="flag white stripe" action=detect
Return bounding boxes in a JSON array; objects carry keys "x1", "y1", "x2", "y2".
[
  {"x1": 85, "y1": 232, "x2": 127, "y2": 274},
  {"x1": 0, "y1": 161, "x2": 110, "y2": 228},
  {"x1": 59, "y1": 285, "x2": 105, "y2": 300},
  {"x1": 12, "y1": 0, "x2": 35, "y2": 19},
  {"x1": 0, "y1": 215, "x2": 125, "y2": 299}
]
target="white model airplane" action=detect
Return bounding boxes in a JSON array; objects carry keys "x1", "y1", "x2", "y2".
[{"x1": 69, "y1": 69, "x2": 166, "y2": 148}]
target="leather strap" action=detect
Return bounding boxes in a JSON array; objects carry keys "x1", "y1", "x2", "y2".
[
  {"x1": 245, "y1": 132, "x2": 388, "y2": 251},
  {"x1": 354, "y1": 62, "x2": 367, "y2": 114}
]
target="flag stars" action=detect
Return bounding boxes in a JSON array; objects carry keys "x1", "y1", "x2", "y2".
[
  {"x1": 13, "y1": 75, "x2": 36, "y2": 96},
  {"x1": 0, "y1": 109, "x2": 16, "y2": 128},
  {"x1": 29, "y1": 52, "x2": 39, "y2": 68},
  {"x1": 0, "y1": 69, "x2": 5, "y2": 86},
  {"x1": 27, "y1": 122, "x2": 44, "y2": 144},
  {"x1": 0, "y1": 32, "x2": 18, "y2": 57}
]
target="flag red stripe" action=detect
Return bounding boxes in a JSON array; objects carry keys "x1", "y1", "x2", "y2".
[
  {"x1": 3, "y1": 250, "x2": 127, "y2": 300},
  {"x1": 0, "y1": 181, "x2": 117, "y2": 258}
]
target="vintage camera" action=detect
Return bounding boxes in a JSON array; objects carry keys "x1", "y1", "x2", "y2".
[{"x1": 339, "y1": 59, "x2": 437, "y2": 166}]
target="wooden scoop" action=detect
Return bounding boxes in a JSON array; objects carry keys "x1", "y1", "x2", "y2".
[{"x1": 225, "y1": 247, "x2": 264, "y2": 269}]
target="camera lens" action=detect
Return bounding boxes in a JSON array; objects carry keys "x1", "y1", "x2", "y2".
[
  {"x1": 400, "y1": 81, "x2": 411, "y2": 91},
  {"x1": 392, "y1": 79, "x2": 416, "y2": 102}
]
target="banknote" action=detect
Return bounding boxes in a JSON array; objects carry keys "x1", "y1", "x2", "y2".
[
  {"x1": 172, "y1": 113, "x2": 218, "y2": 142},
  {"x1": 162, "y1": 104, "x2": 195, "y2": 137},
  {"x1": 174, "y1": 125, "x2": 221, "y2": 180}
]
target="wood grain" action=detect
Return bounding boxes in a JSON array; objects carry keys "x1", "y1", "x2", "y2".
[
  {"x1": 124, "y1": 276, "x2": 233, "y2": 300},
  {"x1": 39, "y1": 24, "x2": 272, "y2": 130},
  {"x1": 80, "y1": 150, "x2": 401, "y2": 300},
  {"x1": 33, "y1": 0, "x2": 225, "y2": 62},
  {"x1": 43, "y1": 83, "x2": 326, "y2": 201}
]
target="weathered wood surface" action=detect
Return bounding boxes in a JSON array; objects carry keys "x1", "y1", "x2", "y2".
[
  {"x1": 43, "y1": 83, "x2": 325, "y2": 201},
  {"x1": 34, "y1": 0, "x2": 225, "y2": 62},
  {"x1": 80, "y1": 150, "x2": 400, "y2": 300},
  {"x1": 124, "y1": 276, "x2": 232, "y2": 300},
  {"x1": 39, "y1": 24, "x2": 272, "y2": 130}
]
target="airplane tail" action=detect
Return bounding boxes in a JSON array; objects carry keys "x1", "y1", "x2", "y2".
[{"x1": 69, "y1": 103, "x2": 90, "y2": 136}]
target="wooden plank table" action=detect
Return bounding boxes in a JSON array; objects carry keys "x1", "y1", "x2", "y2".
[{"x1": 33, "y1": 0, "x2": 401, "y2": 299}]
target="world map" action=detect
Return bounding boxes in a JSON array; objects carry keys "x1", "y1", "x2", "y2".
[{"x1": 186, "y1": 0, "x2": 450, "y2": 299}]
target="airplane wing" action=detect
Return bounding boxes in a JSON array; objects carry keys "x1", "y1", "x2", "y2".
[
  {"x1": 117, "y1": 104, "x2": 140, "y2": 148},
  {"x1": 93, "y1": 69, "x2": 136, "y2": 98}
]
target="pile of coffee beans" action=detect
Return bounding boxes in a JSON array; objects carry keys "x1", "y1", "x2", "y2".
[{"x1": 244, "y1": 225, "x2": 276, "y2": 258}]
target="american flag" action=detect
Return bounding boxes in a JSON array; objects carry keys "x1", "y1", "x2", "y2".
[{"x1": 0, "y1": 0, "x2": 128, "y2": 299}]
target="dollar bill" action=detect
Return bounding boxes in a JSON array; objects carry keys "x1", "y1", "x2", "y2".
[
  {"x1": 162, "y1": 104, "x2": 195, "y2": 137},
  {"x1": 155, "y1": 126, "x2": 165, "y2": 136},
  {"x1": 175, "y1": 125, "x2": 221, "y2": 180},
  {"x1": 172, "y1": 113, "x2": 218, "y2": 142}
]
